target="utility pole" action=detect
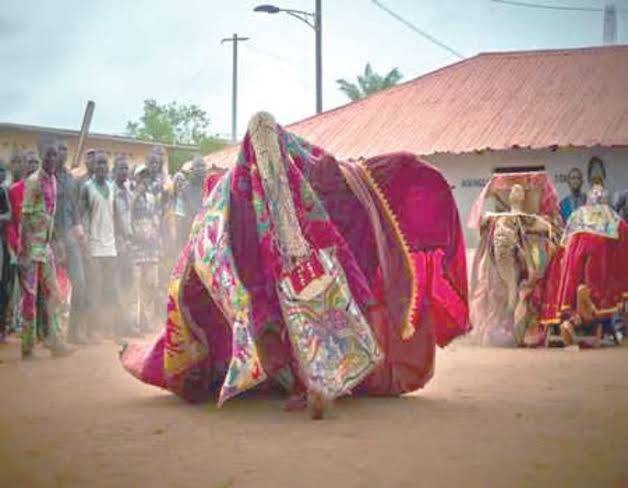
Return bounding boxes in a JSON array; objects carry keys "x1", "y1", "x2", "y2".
[
  {"x1": 221, "y1": 34, "x2": 249, "y2": 142},
  {"x1": 604, "y1": 2, "x2": 617, "y2": 44},
  {"x1": 315, "y1": 0, "x2": 322, "y2": 114}
]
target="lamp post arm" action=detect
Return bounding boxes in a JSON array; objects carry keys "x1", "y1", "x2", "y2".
[
  {"x1": 281, "y1": 8, "x2": 315, "y2": 18},
  {"x1": 283, "y1": 10, "x2": 316, "y2": 29}
]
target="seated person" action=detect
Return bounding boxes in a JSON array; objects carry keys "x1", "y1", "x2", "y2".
[{"x1": 558, "y1": 185, "x2": 627, "y2": 348}]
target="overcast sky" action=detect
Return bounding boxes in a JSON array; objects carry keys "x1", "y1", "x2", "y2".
[{"x1": 1, "y1": 0, "x2": 626, "y2": 139}]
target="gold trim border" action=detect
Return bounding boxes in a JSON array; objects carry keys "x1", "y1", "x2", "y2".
[{"x1": 356, "y1": 160, "x2": 418, "y2": 340}]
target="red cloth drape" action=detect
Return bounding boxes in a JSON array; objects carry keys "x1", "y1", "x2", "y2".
[
  {"x1": 537, "y1": 221, "x2": 628, "y2": 323},
  {"x1": 557, "y1": 221, "x2": 628, "y2": 316}
]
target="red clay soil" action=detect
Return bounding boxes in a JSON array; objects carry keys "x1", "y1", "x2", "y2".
[{"x1": 0, "y1": 338, "x2": 627, "y2": 488}]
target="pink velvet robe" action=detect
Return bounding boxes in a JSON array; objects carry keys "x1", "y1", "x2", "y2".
[{"x1": 120, "y1": 128, "x2": 470, "y2": 404}]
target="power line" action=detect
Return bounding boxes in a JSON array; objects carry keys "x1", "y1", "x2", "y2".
[
  {"x1": 244, "y1": 44, "x2": 302, "y2": 71},
  {"x1": 492, "y1": 0, "x2": 628, "y2": 14},
  {"x1": 492, "y1": 0, "x2": 600, "y2": 12},
  {"x1": 370, "y1": 0, "x2": 465, "y2": 59},
  {"x1": 174, "y1": 62, "x2": 212, "y2": 101},
  {"x1": 242, "y1": 44, "x2": 311, "y2": 89}
]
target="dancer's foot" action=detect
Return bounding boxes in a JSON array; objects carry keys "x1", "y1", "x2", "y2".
[{"x1": 308, "y1": 391, "x2": 329, "y2": 420}]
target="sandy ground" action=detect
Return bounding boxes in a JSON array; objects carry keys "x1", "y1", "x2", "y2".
[{"x1": 0, "y1": 338, "x2": 627, "y2": 488}]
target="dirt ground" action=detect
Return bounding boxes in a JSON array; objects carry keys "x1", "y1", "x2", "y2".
[{"x1": 0, "y1": 337, "x2": 627, "y2": 488}]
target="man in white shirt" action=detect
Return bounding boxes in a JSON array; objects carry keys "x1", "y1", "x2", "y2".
[{"x1": 80, "y1": 151, "x2": 120, "y2": 337}]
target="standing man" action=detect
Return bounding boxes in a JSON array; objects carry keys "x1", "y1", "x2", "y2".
[
  {"x1": 80, "y1": 151, "x2": 120, "y2": 338},
  {"x1": 147, "y1": 148, "x2": 171, "y2": 319},
  {"x1": 559, "y1": 168, "x2": 587, "y2": 222},
  {"x1": 54, "y1": 140, "x2": 89, "y2": 344},
  {"x1": 112, "y1": 154, "x2": 138, "y2": 336},
  {"x1": 7, "y1": 151, "x2": 41, "y2": 257},
  {"x1": 20, "y1": 140, "x2": 74, "y2": 358},
  {"x1": 6, "y1": 151, "x2": 40, "y2": 338},
  {"x1": 147, "y1": 148, "x2": 166, "y2": 206},
  {"x1": 9, "y1": 152, "x2": 26, "y2": 186}
]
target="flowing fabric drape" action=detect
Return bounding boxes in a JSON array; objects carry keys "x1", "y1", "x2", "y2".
[{"x1": 121, "y1": 119, "x2": 469, "y2": 404}]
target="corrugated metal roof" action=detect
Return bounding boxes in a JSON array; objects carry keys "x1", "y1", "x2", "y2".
[
  {"x1": 206, "y1": 45, "x2": 628, "y2": 168},
  {"x1": 0, "y1": 122, "x2": 198, "y2": 150}
]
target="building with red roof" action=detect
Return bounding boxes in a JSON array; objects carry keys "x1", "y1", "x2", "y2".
[{"x1": 207, "y1": 45, "x2": 628, "y2": 246}]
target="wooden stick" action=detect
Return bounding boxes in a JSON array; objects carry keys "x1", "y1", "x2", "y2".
[{"x1": 71, "y1": 100, "x2": 95, "y2": 169}]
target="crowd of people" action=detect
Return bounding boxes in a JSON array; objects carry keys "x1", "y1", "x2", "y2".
[{"x1": 0, "y1": 138, "x2": 212, "y2": 359}]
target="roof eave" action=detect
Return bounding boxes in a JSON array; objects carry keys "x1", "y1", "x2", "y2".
[{"x1": 0, "y1": 122, "x2": 197, "y2": 151}]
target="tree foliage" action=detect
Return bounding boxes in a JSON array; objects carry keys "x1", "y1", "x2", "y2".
[
  {"x1": 336, "y1": 63, "x2": 403, "y2": 101},
  {"x1": 126, "y1": 99, "x2": 228, "y2": 172}
]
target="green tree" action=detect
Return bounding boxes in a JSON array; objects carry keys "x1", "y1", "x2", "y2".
[
  {"x1": 336, "y1": 63, "x2": 403, "y2": 101},
  {"x1": 126, "y1": 99, "x2": 228, "y2": 172}
]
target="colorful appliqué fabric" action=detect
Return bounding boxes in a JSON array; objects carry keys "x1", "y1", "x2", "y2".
[
  {"x1": 277, "y1": 248, "x2": 383, "y2": 398},
  {"x1": 244, "y1": 114, "x2": 382, "y2": 399},
  {"x1": 120, "y1": 112, "x2": 470, "y2": 406},
  {"x1": 562, "y1": 204, "x2": 622, "y2": 243}
]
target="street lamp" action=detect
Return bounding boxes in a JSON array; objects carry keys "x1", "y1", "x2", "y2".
[{"x1": 254, "y1": 1, "x2": 322, "y2": 114}]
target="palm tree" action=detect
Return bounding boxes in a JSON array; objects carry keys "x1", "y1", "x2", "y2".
[{"x1": 336, "y1": 63, "x2": 403, "y2": 101}]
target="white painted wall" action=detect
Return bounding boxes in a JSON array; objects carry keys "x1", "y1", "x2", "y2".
[{"x1": 427, "y1": 146, "x2": 628, "y2": 248}]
